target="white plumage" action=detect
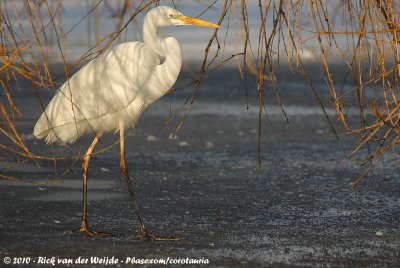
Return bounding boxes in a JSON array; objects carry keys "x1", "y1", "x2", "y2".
[
  {"x1": 33, "y1": 6, "x2": 220, "y2": 240},
  {"x1": 34, "y1": 6, "x2": 192, "y2": 144}
]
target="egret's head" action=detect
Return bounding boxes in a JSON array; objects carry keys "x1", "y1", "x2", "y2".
[{"x1": 151, "y1": 6, "x2": 220, "y2": 28}]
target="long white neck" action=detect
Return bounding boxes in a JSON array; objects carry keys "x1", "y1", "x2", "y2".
[
  {"x1": 143, "y1": 13, "x2": 164, "y2": 55},
  {"x1": 142, "y1": 12, "x2": 182, "y2": 104}
]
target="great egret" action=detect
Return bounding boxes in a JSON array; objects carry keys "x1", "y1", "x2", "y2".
[{"x1": 34, "y1": 6, "x2": 220, "y2": 240}]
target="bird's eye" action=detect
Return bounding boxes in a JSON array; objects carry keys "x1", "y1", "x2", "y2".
[{"x1": 168, "y1": 14, "x2": 174, "y2": 19}]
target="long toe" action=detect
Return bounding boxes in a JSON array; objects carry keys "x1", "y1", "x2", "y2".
[{"x1": 131, "y1": 230, "x2": 183, "y2": 241}]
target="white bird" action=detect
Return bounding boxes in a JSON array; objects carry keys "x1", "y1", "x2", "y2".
[{"x1": 34, "y1": 6, "x2": 219, "y2": 240}]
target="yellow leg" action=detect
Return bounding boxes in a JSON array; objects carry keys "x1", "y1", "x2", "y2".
[
  {"x1": 67, "y1": 134, "x2": 110, "y2": 237},
  {"x1": 119, "y1": 126, "x2": 182, "y2": 241}
]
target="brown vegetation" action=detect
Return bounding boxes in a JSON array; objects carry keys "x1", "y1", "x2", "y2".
[{"x1": 0, "y1": 0, "x2": 399, "y2": 185}]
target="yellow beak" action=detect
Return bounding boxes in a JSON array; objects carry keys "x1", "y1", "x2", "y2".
[{"x1": 178, "y1": 15, "x2": 220, "y2": 28}]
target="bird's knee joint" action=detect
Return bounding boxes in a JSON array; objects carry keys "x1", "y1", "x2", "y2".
[
  {"x1": 82, "y1": 154, "x2": 90, "y2": 169},
  {"x1": 83, "y1": 154, "x2": 90, "y2": 161}
]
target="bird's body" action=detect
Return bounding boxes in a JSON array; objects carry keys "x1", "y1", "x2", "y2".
[
  {"x1": 34, "y1": 8, "x2": 183, "y2": 144},
  {"x1": 33, "y1": 6, "x2": 219, "y2": 240}
]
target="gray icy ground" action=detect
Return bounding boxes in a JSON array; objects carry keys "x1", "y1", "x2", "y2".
[
  {"x1": 1, "y1": 64, "x2": 400, "y2": 266},
  {"x1": 1, "y1": 96, "x2": 400, "y2": 267}
]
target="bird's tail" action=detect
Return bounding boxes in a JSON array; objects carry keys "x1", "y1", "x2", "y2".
[
  {"x1": 33, "y1": 111, "x2": 83, "y2": 145},
  {"x1": 33, "y1": 113, "x2": 57, "y2": 144}
]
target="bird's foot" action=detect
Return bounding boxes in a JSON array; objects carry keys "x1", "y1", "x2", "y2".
[
  {"x1": 132, "y1": 230, "x2": 183, "y2": 241},
  {"x1": 67, "y1": 227, "x2": 111, "y2": 237},
  {"x1": 66, "y1": 222, "x2": 111, "y2": 237}
]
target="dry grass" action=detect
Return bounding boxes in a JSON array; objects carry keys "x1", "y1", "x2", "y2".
[{"x1": 0, "y1": 0, "x2": 399, "y2": 185}]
